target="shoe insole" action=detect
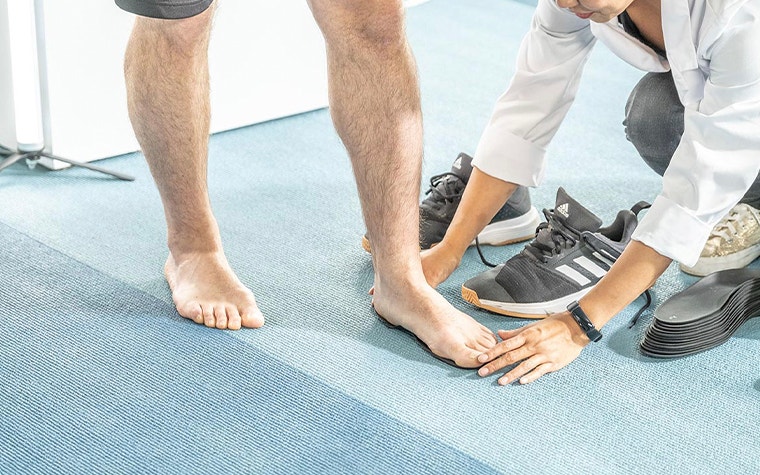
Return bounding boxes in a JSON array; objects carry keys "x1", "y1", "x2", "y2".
[
  {"x1": 640, "y1": 268, "x2": 760, "y2": 358},
  {"x1": 374, "y1": 311, "x2": 460, "y2": 368},
  {"x1": 653, "y1": 268, "x2": 760, "y2": 324}
]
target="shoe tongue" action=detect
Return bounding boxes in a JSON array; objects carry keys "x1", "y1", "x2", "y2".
[
  {"x1": 449, "y1": 153, "x2": 474, "y2": 183},
  {"x1": 553, "y1": 187, "x2": 602, "y2": 232}
]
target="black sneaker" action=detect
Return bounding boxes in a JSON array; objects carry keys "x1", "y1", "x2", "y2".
[
  {"x1": 362, "y1": 153, "x2": 540, "y2": 252},
  {"x1": 462, "y1": 187, "x2": 646, "y2": 318}
]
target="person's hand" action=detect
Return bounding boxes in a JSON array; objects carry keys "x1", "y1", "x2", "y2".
[
  {"x1": 476, "y1": 312, "x2": 590, "y2": 385},
  {"x1": 421, "y1": 241, "x2": 462, "y2": 288}
]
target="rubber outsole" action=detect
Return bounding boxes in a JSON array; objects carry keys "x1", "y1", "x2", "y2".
[
  {"x1": 361, "y1": 207, "x2": 541, "y2": 253},
  {"x1": 460, "y1": 285, "x2": 552, "y2": 319},
  {"x1": 640, "y1": 268, "x2": 760, "y2": 358},
  {"x1": 678, "y1": 243, "x2": 760, "y2": 277}
]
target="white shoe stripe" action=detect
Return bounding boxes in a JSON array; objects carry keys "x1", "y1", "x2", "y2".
[
  {"x1": 556, "y1": 264, "x2": 591, "y2": 286},
  {"x1": 574, "y1": 255, "x2": 607, "y2": 278},
  {"x1": 592, "y1": 251, "x2": 615, "y2": 267}
]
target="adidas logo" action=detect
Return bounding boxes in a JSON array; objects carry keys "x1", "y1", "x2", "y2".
[
  {"x1": 452, "y1": 156, "x2": 462, "y2": 170},
  {"x1": 557, "y1": 203, "x2": 570, "y2": 218}
]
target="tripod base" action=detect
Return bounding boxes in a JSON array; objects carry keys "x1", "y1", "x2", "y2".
[{"x1": 0, "y1": 146, "x2": 134, "y2": 181}]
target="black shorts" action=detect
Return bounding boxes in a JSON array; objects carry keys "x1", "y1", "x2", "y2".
[{"x1": 115, "y1": 0, "x2": 214, "y2": 19}]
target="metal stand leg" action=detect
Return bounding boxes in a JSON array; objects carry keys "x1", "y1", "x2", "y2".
[
  {"x1": 0, "y1": 152, "x2": 34, "y2": 174},
  {"x1": 0, "y1": 145, "x2": 134, "y2": 181}
]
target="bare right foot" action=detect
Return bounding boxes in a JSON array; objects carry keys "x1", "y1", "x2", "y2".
[
  {"x1": 165, "y1": 251, "x2": 264, "y2": 330},
  {"x1": 372, "y1": 280, "x2": 497, "y2": 368}
]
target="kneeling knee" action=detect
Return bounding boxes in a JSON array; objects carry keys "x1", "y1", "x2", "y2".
[{"x1": 623, "y1": 73, "x2": 684, "y2": 166}]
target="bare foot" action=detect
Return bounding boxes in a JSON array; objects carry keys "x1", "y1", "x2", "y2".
[
  {"x1": 164, "y1": 251, "x2": 264, "y2": 330},
  {"x1": 372, "y1": 280, "x2": 496, "y2": 368}
]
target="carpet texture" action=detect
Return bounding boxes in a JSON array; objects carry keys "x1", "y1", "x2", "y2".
[{"x1": 0, "y1": 0, "x2": 758, "y2": 473}]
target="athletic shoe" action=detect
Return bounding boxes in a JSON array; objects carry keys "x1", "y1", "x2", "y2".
[
  {"x1": 680, "y1": 203, "x2": 760, "y2": 277},
  {"x1": 461, "y1": 187, "x2": 644, "y2": 318},
  {"x1": 361, "y1": 152, "x2": 541, "y2": 252}
]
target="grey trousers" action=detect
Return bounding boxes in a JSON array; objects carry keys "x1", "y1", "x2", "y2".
[{"x1": 623, "y1": 72, "x2": 760, "y2": 208}]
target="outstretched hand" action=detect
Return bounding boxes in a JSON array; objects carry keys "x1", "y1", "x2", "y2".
[
  {"x1": 476, "y1": 312, "x2": 590, "y2": 385},
  {"x1": 421, "y1": 242, "x2": 462, "y2": 288}
]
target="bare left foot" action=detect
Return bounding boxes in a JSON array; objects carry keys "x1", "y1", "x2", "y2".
[{"x1": 165, "y1": 250, "x2": 264, "y2": 330}]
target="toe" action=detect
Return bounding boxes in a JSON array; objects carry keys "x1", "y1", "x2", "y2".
[
  {"x1": 477, "y1": 332, "x2": 498, "y2": 350},
  {"x1": 241, "y1": 304, "x2": 265, "y2": 328},
  {"x1": 178, "y1": 302, "x2": 204, "y2": 325},
  {"x1": 202, "y1": 304, "x2": 216, "y2": 328},
  {"x1": 453, "y1": 352, "x2": 482, "y2": 369},
  {"x1": 214, "y1": 306, "x2": 228, "y2": 330},
  {"x1": 439, "y1": 342, "x2": 480, "y2": 368},
  {"x1": 226, "y1": 305, "x2": 242, "y2": 330}
]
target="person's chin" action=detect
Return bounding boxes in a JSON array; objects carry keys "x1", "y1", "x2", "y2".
[{"x1": 589, "y1": 13, "x2": 614, "y2": 23}]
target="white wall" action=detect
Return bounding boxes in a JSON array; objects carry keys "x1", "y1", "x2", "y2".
[
  {"x1": 1, "y1": 0, "x2": 429, "y2": 168},
  {"x1": 1, "y1": 0, "x2": 329, "y2": 168},
  {"x1": 0, "y1": 1, "x2": 16, "y2": 148}
]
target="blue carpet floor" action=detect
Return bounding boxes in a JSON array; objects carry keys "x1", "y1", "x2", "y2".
[{"x1": 1, "y1": 0, "x2": 758, "y2": 473}]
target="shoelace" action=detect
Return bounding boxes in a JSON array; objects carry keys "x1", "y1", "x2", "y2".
[
  {"x1": 475, "y1": 202, "x2": 652, "y2": 328},
  {"x1": 425, "y1": 173, "x2": 466, "y2": 206},
  {"x1": 711, "y1": 204, "x2": 760, "y2": 242},
  {"x1": 524, "y1": 209, "x2": 579, "y2": 263},
  {"x1": 476, "y1": 208, "x2": 572, "y2": 268}
]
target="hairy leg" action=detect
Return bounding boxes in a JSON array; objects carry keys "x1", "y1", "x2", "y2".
[
  {"x1": 124, "y1": 7, "x2": 263, "y2": 329},
  {"x1": 308, "y1": 0, "x2": 496, "y2": 366}
]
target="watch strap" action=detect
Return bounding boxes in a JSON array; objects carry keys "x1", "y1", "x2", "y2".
[{"x1": 567, "y1": 301, "x2": 603, "y2": 342}]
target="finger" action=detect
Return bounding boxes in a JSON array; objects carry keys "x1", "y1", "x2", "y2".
[
  {"x1": 497, "y1": 328, "x2": 520, "y2": 340},
  {"x1": 498, "y1": 355, "x2": 545, "y2": 386},
  {"x1": 477, "y1": 333, "x2": 526, "y2": 364},
  {"x1": 214, "y1": 306, "x2": 228, "y2": 330},
  {"x1": 518, "y1": 362, "x2": 554, "y2": 385},
  {"x1": 202, "y1": 303, "x2": 216, "y2": 328},
  {"x1": 478, "y1": 345, "x2": 533, "y2": 377}
]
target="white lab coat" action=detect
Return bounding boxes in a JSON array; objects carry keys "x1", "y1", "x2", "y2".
[{"x1": 472, "y1": 0, "x2": 760, "y2": 266}]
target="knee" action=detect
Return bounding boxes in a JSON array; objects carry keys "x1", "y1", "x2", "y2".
[
  {"x1": 623, "y1": 72, "x2": 684, "y2": 174},
  {"x1": 131, "y1": 4, "x2": 215, "y2": 53},
  {"x1": 308, "y1": 0, "x2": 405, "y2": 50}
]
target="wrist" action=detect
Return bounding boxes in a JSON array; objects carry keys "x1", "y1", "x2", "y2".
[
  {"x1": 436, "y1": 237, "x2": 467, "y2": 262},
  {"x1": 566, "y1": 301, "x2": 603, "y2": 343},
  {"x1": 557, "y1": 311, "x2": 592, "y2": 345}
]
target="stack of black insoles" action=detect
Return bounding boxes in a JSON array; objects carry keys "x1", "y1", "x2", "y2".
[{"x1": 640, "y1": 268, "x2": 760, "y2": 358}]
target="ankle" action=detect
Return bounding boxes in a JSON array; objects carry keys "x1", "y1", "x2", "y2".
[
  {"x1": 167, "y1": 234, "x2": 222, "y2": 257},
  {"x1": 373, "y1": 272, "x2": 431, "y2": 298}
]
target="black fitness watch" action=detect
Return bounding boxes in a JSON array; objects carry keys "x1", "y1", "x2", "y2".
[{"x1": 567, "y1": 301, "x2": 603, "y2": 342}]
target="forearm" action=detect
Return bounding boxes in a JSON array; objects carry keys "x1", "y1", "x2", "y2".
[
  {"x1": 578, "y1": 240, "x2": 672, "y2": 329},
  {"x1": 439, "y1": 167, "x2": 520, "y2": 258}
]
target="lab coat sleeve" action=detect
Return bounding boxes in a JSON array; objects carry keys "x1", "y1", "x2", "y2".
[
  {"x1": 632, "y1": 5, "x2": 760, "y2": 266},
  {"x1": 473, "y1": 0, "x2": 596, "y2": 186}
]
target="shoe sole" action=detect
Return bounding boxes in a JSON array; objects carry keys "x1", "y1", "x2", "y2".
[
  {"x1": 461, "y1": 284, "x2": 593, "y2": 319},
  {"x1": 473, "y1": 207, "x2": 541, "y2": 246},
  {"x1": 361, "y1": 235, "x2": 372, "y2": 253},
  {"x1": 361, "y1": 206, "x2": 541, "y2": 253},
  {"x1": 679, "y1": 242, "x2": 760, "y2": 276},
  {"x1": 640, "y1": 268, "x2": 760, "y2": 357}
]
